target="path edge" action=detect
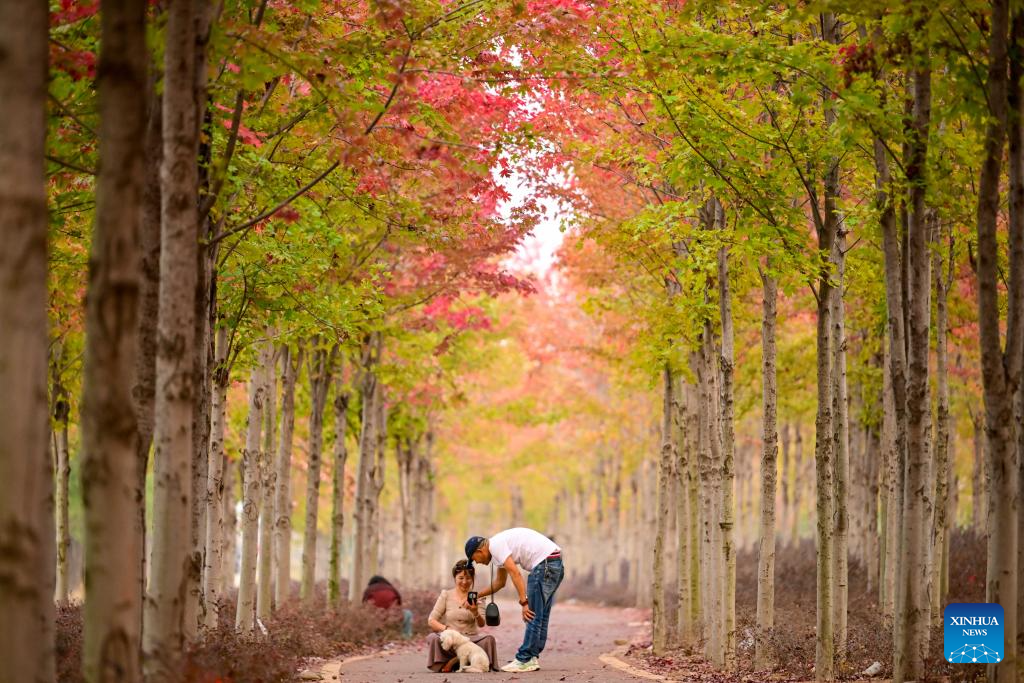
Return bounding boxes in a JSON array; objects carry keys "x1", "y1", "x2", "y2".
[{"x1": 598, "y1": 646, "x2": 668, "y2": 681}]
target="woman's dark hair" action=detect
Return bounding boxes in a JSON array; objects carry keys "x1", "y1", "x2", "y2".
[
  {"x1": 452, "y1": 559, "x2": 475, "y2": 578},
  {"x1": 367, "y1": 575, "x2": 392, "y2": 586}
]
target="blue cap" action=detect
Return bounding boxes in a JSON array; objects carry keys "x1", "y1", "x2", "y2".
[{"x1": 465, "y1": 536, "x2": 486, "y2": 561}]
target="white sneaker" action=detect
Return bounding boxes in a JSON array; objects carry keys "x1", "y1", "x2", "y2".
[{"x1": 500, "y1": 658, "x2": 540, "y2": 672}]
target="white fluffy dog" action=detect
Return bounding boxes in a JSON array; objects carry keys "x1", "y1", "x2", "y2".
[{"x1": 439, "y1": 629, "x2": 490, "y2": 673}]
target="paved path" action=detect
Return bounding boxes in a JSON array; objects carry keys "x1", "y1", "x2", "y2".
[{"x1": 320, "y1": 599, "x2": 654, "y2": 682}]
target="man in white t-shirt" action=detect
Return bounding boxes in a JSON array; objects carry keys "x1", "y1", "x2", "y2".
[{"x1": 466, "y1": 528, "x2": 564, "y2": 673}]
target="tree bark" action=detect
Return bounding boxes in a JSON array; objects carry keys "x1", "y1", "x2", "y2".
[
  {"x1": 895, "y1": 58, "x2": 935, "y2": 683},
  {"x1": 652, "y1": 365, "x2": 676, "y2": 655},
  {"x1": 0, "y1": 0, "x2": 56, "y2": 678},
  {"x1": 792, "y1": 424, "x2": 803, "y2": 545},
  {"x1": 351, "y1": 334, "x2": 386, "y2": 601},
  {"x1": 971, "y1": 408, "x2": 987, "y2": 536},
  {"x1": 202, "y1": 326, "x2": 229, "y2": 629},
  {"x1": 814, "y1": 16, "x2": 839, "y2": 667},
  {"x1": 976, "y1": 3, "x2": 1022, "y2": 681},
  {"x1": 182, "y1": 0, "x2": 216, "y2": 641},
  {"x1": 275, "y1": 345, "x2": 302, "y2": 606},
  {"x1": 221, "y1": 452, "x2": 237, "y2": 592},
  {"x1": 236, "y1": 357, "x2": 269, "y2": 633},
  {"x1": 257, "y1": 338, "x2": 277, "y2": 620},
  {"x1": 697, "y1": 325, "x2": 724, "y2": 666},
  {"x1": 53, "y1": 387, "x2": 71, "y2": 602},
  {"x1": 134, "y1": 66, "x2": 162, "y2": 643},
  {"x1": 397, "y1": 436, "x2": 416, "y2": 589},
  {"x1": 755, "y1": 269, "x2": 779, "y2": 670},
  {"x1": 675, "y1": 380, "x2": 697, "y2": 645},
  {"x1": 830, "y1": 224, "x2": 850, "y2": 661},
  {"x1": 329, "y1": 374, "x2": 350, "y2": 604},
  {"x1": 717, "y1": 221, "x2": 737, "y2": 672},
  {"x1": 80, "y1": 3, "x2": 148, "y2": 673},
  {"x1": 931, "y1": 228, "x2": 954, "y2": 627},
  {"x1": 143, "y1": 0, "x2": 201, "y2": 673},
  {"x1": 301, "y1": 342, "x2": 336, "y2": 603}
]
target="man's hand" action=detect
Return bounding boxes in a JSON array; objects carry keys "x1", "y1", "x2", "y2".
[{"x1": 521, "y1": 603, "x2": 535, "y2": 623}]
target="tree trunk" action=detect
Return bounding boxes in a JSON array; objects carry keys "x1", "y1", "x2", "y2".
[
  {"x1": 275, "y1": 345, "x2": 302, "y2": 606},
  {"x1": 717, "y1": 223, "x2": 737, "y2": 672},
  {"x1": 414, "y1": 432, "x2": 438, "y2": 589},
  {"x1": 0, "y1": 0, "x2": 55, "y2": 678},
  {"x1": 367, "y1": 377, "x2": 389, "y2": 582},
  {"x1": 80, "y1": 0, "x2": 147, "y2": 675},
  {"x1": 302, "y1": 342, "x2": 335, "y2": 603},
  {"x1": 971, "y1": 409, "x2": 987, "y2": 536},
  {"x1": 144, "y1": 0, "x2": 201, "y2": 672},
  {"x1": 351, "y1": 334, "x2": 383, "y2": 601},
  {"x1": 831, "y1": 222, "x2": 850, "y2": 661},
  {"x1": 53, "y1": 390, "x2": 72, "y2": 602},
  {"x1": 880, "y1": 333, "x2": 899, "y2": 618},
  {"x1": 976, "y1": 4, "x2": 1022, "y2": 681},
  {"x1": 182, "y1": 0, "x2": 216, "y2": 641},
  {"x1": 652, "y1": 365, "x2": 675, "y2": 655},
  {"x1": 203, "y1": 326, "x2": 229, "y2": 629},
  {"x1": 675, "y1": 380, "x2": 697, "y2": 645},
  {"x1": 697, "y1": 325, "x2": 724, "y2": 666},
  {"x1": 257, "y1": 338, "x2": 277, "y2": 620},
  {"x1": 779, "y1": 424, "x2": 791, "y2": 549},
  {"x1": 755, "y1": 269, "x2": 779, "y2": 670},
  {"x1": 865, "y1": 424, "x2": 881, "y2": 595},
  {"x1": 329, "y1": 374, "x2": 350, "y2": 604},
  {"x1": 931, "y1": 228, "x2": 953, "y2": 626},
  {"x1": 895, "y1": 58, "x2": 935, "y2": 683},
  {"x1": 792, "y1": 424, "x2": 803, "y2": 545},
  {"x1": 236, "y1": 356, "x2": 269, "y2": 633},
  {"x1": 222, "y1": 452, "x2": 237, "y2": 591},
  {"x1": 397, "y1": 436, "x2": 416, "y2": 589},
  {"x1": 814, "y1": 15, "x2": 840, "y2": 666},
  {"x1": 134, "y1": 70, "x2": 162, "y2": 639}
]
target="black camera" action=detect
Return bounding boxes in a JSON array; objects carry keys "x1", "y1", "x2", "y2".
[{"x1": 467, "y1": 591, "x2": 478, "y2": 605}]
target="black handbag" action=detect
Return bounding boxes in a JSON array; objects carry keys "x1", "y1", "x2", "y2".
[{"x1": 485, "y1": 563, "x2": 500, "y2": 626}]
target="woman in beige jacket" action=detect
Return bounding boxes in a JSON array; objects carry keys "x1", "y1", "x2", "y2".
[{"x1": 425, "y1": 560, "x2": 499, "y2": 672}]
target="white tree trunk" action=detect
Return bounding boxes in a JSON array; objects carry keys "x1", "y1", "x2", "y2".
[
  {"x1": 202, "y1": 326, "x2": 229, "y2": 629},
  {"x1": 895, "y1": 61, "x2": 934, "y2": 683},
  {"x1": 351, "y1": 334, "x2": 382, "y2": 601},
  {"x1": 831, "y1": 226, "x2": 850, "y2": 660},
  {"x1": 274, "y1": 345, "x2": 302, "y2": 606},
  {"x1": 717, "y1": 224, "x2": 737, "y2": 672},
  {"x1": 235, "y1": 359, "x2": 268, "y2": 633},
  {"x1": 652, "y1": 365, "x2": 675, "y2": 655},
  {"x1": 301, "y1": 343, "x2": 335, "y2": 603},
  {"x1": 755, "y1": 270, "x2": 779, "y2": 670},
  {"x1": 144, "y1": 0, "x2": 201, "y2": 672},
  {"x1": 53, "y1": 395, "x2": 72, "y2": 602},
  {"x1": 257, "y1": 338, "x2": 277, "y2": 620},
  {"x1": 81, "y1": 1, "x2": 148, "y2": 678},
  {"x1": 329, "y1": 375, "x2": 350, "y2": 604}
]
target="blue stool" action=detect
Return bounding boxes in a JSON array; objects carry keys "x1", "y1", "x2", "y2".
[{"x1": 402, "y1": 608, "x2": 413, "y2": 639}]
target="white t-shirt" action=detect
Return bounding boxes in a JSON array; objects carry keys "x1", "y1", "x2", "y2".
[{"x1": 489, "y1": 528, "x2": 560, "y2": 572}]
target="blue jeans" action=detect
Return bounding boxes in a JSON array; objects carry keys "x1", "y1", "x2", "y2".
[{"x1": 515, "y1": 557, "x2": 564, "y2": 662}]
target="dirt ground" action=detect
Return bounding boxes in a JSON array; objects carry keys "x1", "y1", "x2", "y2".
[{"x1": 318, "y1": 598, "x2": 654, "y2": 682}]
